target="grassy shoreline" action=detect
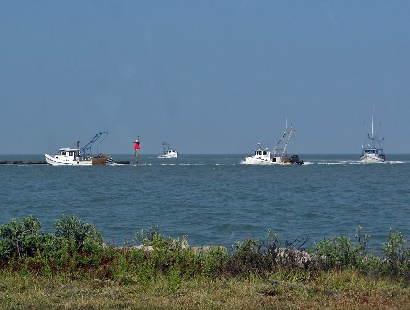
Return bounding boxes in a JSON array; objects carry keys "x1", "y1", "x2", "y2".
[
  {"x1": 1, "y1": 269, "x2": 409, "y2": 309},
  {"x1": 0, "y1": 216, "x2": 409, "y2": 309}
]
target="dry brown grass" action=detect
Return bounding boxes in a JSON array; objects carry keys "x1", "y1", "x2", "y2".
[{"x1": 1, "y1": 270, "x2": 409, "y2": 309}]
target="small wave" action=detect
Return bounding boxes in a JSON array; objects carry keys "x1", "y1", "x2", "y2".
[
  {"x1": 302, "y1": 161, "x2": 314, "y2": 165},
  {"x1": 318, "y1": 162, "x2": 344, "y2": 165},
  {"x1": 385, "y1": 161, "x2": 407, "y2": 164},
  {"x1": 318, "y1": 160, "x2": 364, "y2": 165},
  {"x1": 179, "y1": 163, "x2": 205, "y2": 166}
]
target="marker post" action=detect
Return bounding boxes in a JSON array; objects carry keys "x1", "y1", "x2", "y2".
[{"x1": 133, "y1": 136, "x2": 140, "y2": 164}]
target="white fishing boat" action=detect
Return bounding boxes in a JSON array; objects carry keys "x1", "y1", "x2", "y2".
[
  {"x1": 241, "y1": 122, "x2": 304, "y2": 165},
  {"x1": 45, "y1": 132, "x2": 112, "y2": 166},
  {"x1": 158, "y1": 142, "x2": 178, "y2": 158},
  {"x1": 360, "y1": 107, "x2": 385, "y2": 163}
]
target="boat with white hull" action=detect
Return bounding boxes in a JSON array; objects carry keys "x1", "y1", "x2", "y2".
[
  {"x1": 158, "y1": 142, "x2": 178, "y2": 158},
  {"x1": 241, "y1": 122, "x2": 303, "y2": 165},
  {"x1": 45, "y1": 132, "x2": 112, "y2": 166},
  {"x1": 360, "y1": 108, "x2": 385, "y2": 163}
]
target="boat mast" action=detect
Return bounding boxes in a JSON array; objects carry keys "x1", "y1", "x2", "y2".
[
  {"x1": 273, "y1": 128, "x2": 287, "y2": 155},
  {"x1": 371, "y1": 105, "x2": 374, "y2": 139},
  {"x1": 162, "y1": 142, "x2": 170, "y2": 154},
  {"x1": 283, "y1": 125, "x2": 294, "y2": 154},
  {"x1": 273, "y1": 117, "x2": 290, "y2": 156}
]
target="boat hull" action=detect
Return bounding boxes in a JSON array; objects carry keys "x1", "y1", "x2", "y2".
[
  {"x1": 158, "y1": 152, "x2": 178, "y2": 159},
  {"x1": 45, "y1": 154, "x2": 93, "y2": 166},
  {"x1": 360, "y1": 153, "x2": 385, "y2": 163},
  {"x1": 241, "y1": 155, "x2": 298, "y2": 165},
  {"x1": 241, "y1": 156, "x2": 273, "y2": 165}
]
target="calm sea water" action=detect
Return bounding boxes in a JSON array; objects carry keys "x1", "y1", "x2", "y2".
[{"x1": 1, "y1": 154, "x2": 409, "y2": 253}]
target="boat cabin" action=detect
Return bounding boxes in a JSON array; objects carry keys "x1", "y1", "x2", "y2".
[
  {"x1": 57, "y1": 148, "x2": 81, "y2": 160},
  {"x1": 362, "y1": 148, "x2": 383, "y2": 155},
  {"x1": 254, "y1": 149, "x2": 269, "y2": 156}
]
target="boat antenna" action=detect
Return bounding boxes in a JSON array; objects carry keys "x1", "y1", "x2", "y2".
[{"x1": 371, "y1": 105, "x2": 374, "y2": 139}]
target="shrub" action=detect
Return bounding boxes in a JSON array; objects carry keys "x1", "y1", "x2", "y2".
[
  {"x1": 0, "y1": 216, "x2": 43, "y2": 261},
  {"x1": 54, "y1": 215, "x2": 103, "y2": 255},
  {"x1": 228, "y1": 231, "x2": 283, "y2": 277},
  {"x1": 133, "y1": 228, "x2": 192, "y2": 282},
  {"x1": 311, "y1": 229, "x2": 366, "y2": 271},
  {"x1": 382, "y1": 228, "x2": 410, "y2": 276},
  {"x1": 197, "y1": 246, "x2": 229, "y2": 279},
  {"x1": 1, "y1": 217, "x2": 410, "y2": 284}
]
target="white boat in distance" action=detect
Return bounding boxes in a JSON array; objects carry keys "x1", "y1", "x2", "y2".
[
  {"x1": 360, "y1": 107, "x2": 385, "y2": 163},
  {"x1": 241, "y1": 123, "x2": 304, "y2": 165},
  {"x1": 45, "y1": 132, "x2": 112, "y2": 166},
  {"x1": 158, "y1": 142, "x2": 178, "y2": 158}
]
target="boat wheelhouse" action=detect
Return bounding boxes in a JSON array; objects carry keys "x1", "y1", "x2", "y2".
[{"x1": 241, "y1": 144, "x2": 272, "y2": 164}]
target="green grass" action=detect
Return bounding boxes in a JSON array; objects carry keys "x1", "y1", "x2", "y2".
[
  {"x1": 1, "y1": 269, "x2": 409, "y2": 309},
  {"x1": 0, "y1": 216, "x2": 409, "y2": 309}
]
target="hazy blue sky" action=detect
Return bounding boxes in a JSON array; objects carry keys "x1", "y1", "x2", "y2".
[{"x1": 1, "y1": 1, "x2": 409, "y2": 155}]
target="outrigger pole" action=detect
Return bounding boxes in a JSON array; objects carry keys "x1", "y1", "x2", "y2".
[
  {"x1": 79, "y1": 132, "x2": 108, "y2": 160},
  {"x1": 273, "y1": 117, "x2": 293, "y2": 156}
]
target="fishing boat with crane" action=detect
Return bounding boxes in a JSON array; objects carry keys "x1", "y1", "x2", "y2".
[
  {"x1": 241, "y1": 121, "x2": 304, "y2": 165},
  {"x1": 45, "y1": 132, "x2": 113, "y2": 166},
  {"x1": 360, "y1": 107, "x2": 385, "y2": 163}
]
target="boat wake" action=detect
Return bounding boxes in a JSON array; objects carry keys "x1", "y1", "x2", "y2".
[
  {"x1": 317, "y1": 160, "x2": 408, "y2": 165},
  {"x1": 301, "y1": 161, "x2": 314, "y2": 165}
]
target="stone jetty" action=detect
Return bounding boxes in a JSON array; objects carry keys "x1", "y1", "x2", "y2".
[
  {"x1": 0, "y1": 161, "x2": 47, "y2": 165},
  {"x1": 0, "y1": 160, "x2": 130, "y2": 165}
]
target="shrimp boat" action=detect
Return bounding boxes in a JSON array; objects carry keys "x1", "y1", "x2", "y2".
[
  {"x1": 241, "y1": 122, "x2": 304, "y2": 165},
  {"x1": 157, "y1": 142, "x2": 178, "y2": 158},
  {"x1": 360, "y1": 107, "x2": 385, "y2": 163},
  {"x1": 45, "y1": 132, "x2": 112, "y2": 166}
]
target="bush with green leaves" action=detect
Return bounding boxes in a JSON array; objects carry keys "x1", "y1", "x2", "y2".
[
  {"x1": 0, "y1": 215, "x2": 104, "y2": 267},
  {"x1": 228, "y1": 231, "x2": 284, "y2": 277},
  {"x1": 1, "y1": 217, "x2": 410, "y2": 283},
  {"x1": 0, "y1": 216, "x2": 44, "y2": 261},
  {"x1": 54, "y1": 215, "x2": 103, "y2": 255},
  {"x1": 134, "y1": 228, "x2": 196, "y2": 280},
  {"x1": 382, "y1": 228, "x2": 410, "y2": 276},
  {"x1": 310, "y1": 226, "x2": 370, "y2": 271}
]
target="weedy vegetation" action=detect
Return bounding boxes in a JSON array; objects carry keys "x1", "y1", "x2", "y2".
[{"x1": 0, "y1": 217, "x2": 409, "y2": 309}]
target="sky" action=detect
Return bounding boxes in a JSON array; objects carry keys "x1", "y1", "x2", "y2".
[{"x1": 1, "y1": 1, "x2": 410, "y2": 155}]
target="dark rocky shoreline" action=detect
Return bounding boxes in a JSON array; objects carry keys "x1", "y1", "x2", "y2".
[
  {"x1": 0, "y1": 160, "x2": 47, "y2": 165},
  {"x1": 0, "y1": 160, "x2": 130, "y2": 165}
]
